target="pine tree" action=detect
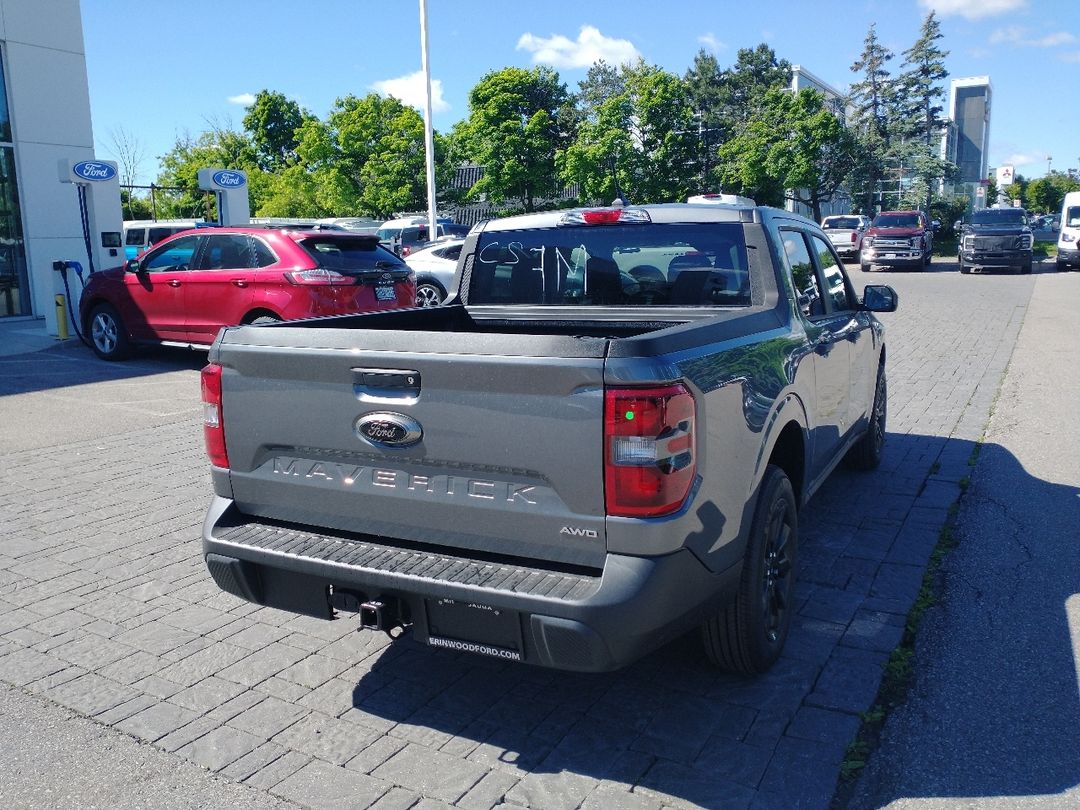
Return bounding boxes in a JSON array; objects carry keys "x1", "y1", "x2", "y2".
[
  {"x1": 896, "y1": 11, "x2": 955, "y2": 210},
  {"x1": 848, "y1": 24, "x2": 895, "y2": 211}
]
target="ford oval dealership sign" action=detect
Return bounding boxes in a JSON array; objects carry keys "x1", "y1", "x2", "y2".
[
  {"x1": 212, "y1": 170, "x2": 246, "y2": 188},
  {"x1": 72, "y1": 161, "x2": 117, "y2": 181}
]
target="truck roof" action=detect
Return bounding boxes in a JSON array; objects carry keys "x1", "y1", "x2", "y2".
[{"x1": 479, "y1": 202, "x2": 810, "y2": 232}]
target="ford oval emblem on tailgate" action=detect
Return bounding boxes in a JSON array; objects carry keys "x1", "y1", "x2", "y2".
[{"x1": 356, "y1": 412, "x2": 423, "y2": 447}]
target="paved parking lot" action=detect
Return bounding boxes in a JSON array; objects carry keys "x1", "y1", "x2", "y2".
[{"x1": 0, "y1": 261, "x2": 1046, "y2": 809}]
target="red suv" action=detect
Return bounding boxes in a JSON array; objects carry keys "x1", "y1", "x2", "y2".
[{"x1": 79, "y1": 228, "x2": 415, "y2": 360}]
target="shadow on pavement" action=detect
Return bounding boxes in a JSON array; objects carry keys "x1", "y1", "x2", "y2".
[
  {"x1": 0, "y1": 342, "x2": 206, "y2": 397},
  {"x1": 332, "y1": 430, "x2": 1079, "y2": 809}
]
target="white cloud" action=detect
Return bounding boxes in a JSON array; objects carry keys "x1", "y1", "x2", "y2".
[
  {"x1": 1061, "y1": 51, "x2": 1080, "y2": 63},
  {"x1": 990, "y1": 27, "x2": 1076, "y2": 47},
  {"x1": 371, "y1": 71, "x2": 450, "y2": 113},
  {"x1": 999, "y1": 152, "x2": 1043, "y2": 166},
  {"x1": 698, "y1": 33, "x2": 726, "y2": 53},
  {"x1": 516, "y1": 25, "x2": 641, "y2": 69},
  {"x1": 920, "y1": 0, "x2": 1027, "y2": 20},
  {"x1": 227, "y1": 93, "x2": 256, "y2": 106}
]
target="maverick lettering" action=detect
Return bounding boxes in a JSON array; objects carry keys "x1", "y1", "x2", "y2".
[{"x1": 272, "y1": 457, "x2": 539, "y2": 505}]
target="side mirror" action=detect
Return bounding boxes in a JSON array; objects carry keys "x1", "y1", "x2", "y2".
[
  {"x1": 931, "y1": 219, "x2": 941, "y2": 232},
  {"x1": 126, "y1": 259, "x2": 141, "y2": 274},
  {"x1": 953, "y1": 220, "x2": 963, "y2": 232},
  {"x1": 861, "y1": 284, "x2": 898, "y2": 313}
]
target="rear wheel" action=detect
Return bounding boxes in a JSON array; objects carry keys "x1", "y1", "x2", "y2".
[
  {"x1": 847, "y1": 366, "x2": 887, "y2": 470},
  {"x1": 88, "y1": 303, "x2": 130, "y2": 361},
  {"x1": 702, "y1": 465, "x2": 797, "y2": 675}
]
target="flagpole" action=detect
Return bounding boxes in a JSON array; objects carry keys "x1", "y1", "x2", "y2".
[{"x1": 419, "y1": 0, "x2": 438, "y2": 239}]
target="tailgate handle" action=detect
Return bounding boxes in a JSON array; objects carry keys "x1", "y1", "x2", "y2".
[{"x1": 352, "y1": 368, "x2": 421, "y2": 398}]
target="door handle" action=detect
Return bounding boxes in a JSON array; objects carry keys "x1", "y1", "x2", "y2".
[
  {"x1": 167, "y1": 279, "x2": 182, "y2": 287},
  {"x1": 232, "y1": 280, "x2": 249, "y2": 288}
]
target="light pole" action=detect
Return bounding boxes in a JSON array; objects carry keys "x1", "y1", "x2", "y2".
[{"x1": 1046, "y1": 155, "x2": 1053, "y2": 176}]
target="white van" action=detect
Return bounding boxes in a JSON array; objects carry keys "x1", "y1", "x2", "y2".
[
  {"x1": 123, "y1": 219, "x2": 205, "y2": 260},
  {"x1": 1058, "y1": 192, "x2": 1080, "y2": 271}
]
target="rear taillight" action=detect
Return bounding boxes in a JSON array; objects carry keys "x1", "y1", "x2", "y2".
[
  {"x1": 604, "y1": 384, "x2": 696, "y2": 517},
  {"x1": 851, "y1": 232, "x2": 858, "y2": 243},
  {"x1": 283, "y1": 268, "x2": 355, "y2": 286},
  {"x1": 201, "y1": 363, "x2": 229, "y2": 469},
  {"x1": 401, "y1": 245, "x2": 413, "y2": 257}
]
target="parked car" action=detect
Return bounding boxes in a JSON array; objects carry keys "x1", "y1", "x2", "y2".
[
  {"x1": 1056, "y1": 192, "x2": 1080, "y2": 271},
  {"x1": 404, "y1": 238, "x2": 465, "y2": 306},
  {"x1": 122, "y1": 219, "x2": 210, "y2": 261},
  {"x1": 957, "y1": 207, "x2": 1033, "y2": 274},
  {"x1": 377, "y1": 217, "x2": 470, "y2": 257},
  {"x1": 80, "y1": 228, "x2": 414, "y2": 361},
  {"x1": 820, "y1": 215, "x2": 870, "y2": 261},
  {"x1": 860, "y1": 210, "x2": 933, "y2": 271},
  {"x1": 199, "y1": 201, "x2": 898, "y2": 674}
]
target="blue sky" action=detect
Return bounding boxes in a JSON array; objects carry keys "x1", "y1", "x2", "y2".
[{"x1": 82, "y1": 0, "x2": 1078, "y2": 186}]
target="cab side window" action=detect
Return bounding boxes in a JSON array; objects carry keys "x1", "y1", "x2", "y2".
[
  {"x1": 779, "y1": 229, "x2": 825, "y2": 318},
  {"x1": 125, "y1": 228, "x2": 145, "y2": 247},
  {"x1": 142, "y1": 235, "x2": 200, "y2": 273},
  {"x1": 809, "y1": 234, "x2": 855, "y2": 312}
]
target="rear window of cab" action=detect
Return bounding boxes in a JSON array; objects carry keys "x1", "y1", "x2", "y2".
[{"x1": 469, "y1": 222, "x2": 750, "y2": 307}]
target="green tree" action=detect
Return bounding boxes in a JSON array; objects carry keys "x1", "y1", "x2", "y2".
[
  {"x1": 684, "y1": 49, "x2": 726, "y2": 189},
  {"x1": 848, "y1": 24, "x2": 895, "y2": 212},
  {"x1": 242, "y1": 90, "x2": 311, "y2": 172},
  {"x1": 558, "y1": 61, "x2": 698, "y2": 204},
  {"x1": 717, "y1": 44, "x2": 792, "y2": 135},
  {"x1": 716, "y1": 88, "x2": 857, "y2": 220},
  {"x1": 155, "y1": 125, "x2": 261, "y2": 219},
  {"x1": 456, "y1": 66, "x2": 571, "y2": 211},
  {"x1": 286, "y1": 93, "x2": 447, "y2": 218},
  {"x1": 895, "y1": 11, "x2": 955, "y2": 210},
  {"x1": 1024, "y1": 171, "x2": 1080, "y2": 213}
]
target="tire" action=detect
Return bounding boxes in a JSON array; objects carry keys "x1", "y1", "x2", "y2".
[
  {"x1": 88, "y1": 302, "x2": 131, "y2": 361},
  {"x1": 924, "y1": 251, "x2": 932, "y2": 267},
  {"x1": 702, "y1": 465, "x2": 798, "y2": 675},
  {"x1": 1055, "y1": 258, "x2": 1065, "y2": 273},
  {"x1": 847, "y1": 365, "x2": 887, "y2": 471},
  {"x1": 415, "y1": 281, "x2": 445, "y2": 307},
  {"x1": 959, "y1": 256, "x2": 970, "y2": 274},
  {"x1": 860, "y1": 261, "x2": 871, "y2": 273},
  {"x1": 1020, "y1": 261, "x2": 1032, "y2": 275}
]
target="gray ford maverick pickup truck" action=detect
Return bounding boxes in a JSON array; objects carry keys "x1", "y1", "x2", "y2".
[{"x1": 200, "y1": 202, "x2": 898, "y2": 674}]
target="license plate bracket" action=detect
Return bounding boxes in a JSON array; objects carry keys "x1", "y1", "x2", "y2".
[{"x1": 425, "y1": 598, "x2": 522, "y2": 661}]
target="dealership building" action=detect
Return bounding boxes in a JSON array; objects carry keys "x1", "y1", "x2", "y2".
[{"x1": 0, "y1": 0, "x2": 120, "y2": 334}]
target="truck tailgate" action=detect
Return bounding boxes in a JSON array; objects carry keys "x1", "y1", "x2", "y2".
[{"x1": 218, "y1": 331, "x2": 608, "y2": 569}]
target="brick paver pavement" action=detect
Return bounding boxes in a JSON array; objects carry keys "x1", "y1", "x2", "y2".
[{"x1": 0, "y1": 264, "x2": 1041, "y2": 809}]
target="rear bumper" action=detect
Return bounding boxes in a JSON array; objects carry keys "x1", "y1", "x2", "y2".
[{"x1": 202, "y1": 497, "x2": 741, "y2": 672}]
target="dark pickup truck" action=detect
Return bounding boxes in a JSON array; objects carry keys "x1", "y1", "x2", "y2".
[
  {"x1": 200, "y1": 202, "x2": 898, "y2": 674},
  {"x1": 957, "y1": 207, "x2": 1033, "y2": 274}
]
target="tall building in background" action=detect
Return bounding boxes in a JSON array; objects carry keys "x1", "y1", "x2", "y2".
[{"x1": 942, "y1": 76, "x2": 992, "y2": 207}]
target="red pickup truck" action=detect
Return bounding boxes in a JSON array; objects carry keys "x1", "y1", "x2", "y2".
[{"x1": 859, "y1": 210, "x2": 933, "y2": 271}]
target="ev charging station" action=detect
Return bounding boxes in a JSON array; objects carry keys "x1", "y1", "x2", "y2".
[
  {"x1": 197, "y1": 168, "x2": 251, "y2": 226},
  {"x1": 55, "y1": 158, "x2": 124, "y2": 339}
]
